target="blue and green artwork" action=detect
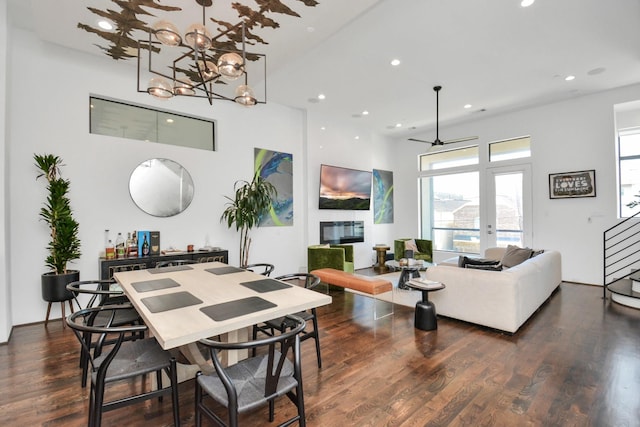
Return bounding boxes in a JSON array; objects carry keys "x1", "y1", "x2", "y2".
[
  {"x1": 373, "y1": 169, "x2": 394, "y2": 224},
  {"x1": 255, "y1": 148, "x2": 293, "y2": 226}
]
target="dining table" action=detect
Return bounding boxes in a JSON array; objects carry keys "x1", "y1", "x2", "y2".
[{"x1": 114, "y1": 261, "x2": 332, "y2": 374}]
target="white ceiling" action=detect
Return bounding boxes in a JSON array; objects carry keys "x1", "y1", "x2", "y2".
[{"x1": 9, "y1": 0, "x2": 640, "y2": 139}]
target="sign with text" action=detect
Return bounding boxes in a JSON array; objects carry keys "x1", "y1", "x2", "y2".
[{"x1": 549, "y1": 170, "x2": 596, "y2": 199}]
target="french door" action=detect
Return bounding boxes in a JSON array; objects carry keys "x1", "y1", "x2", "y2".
[{"x1": 482, "y1": 164, "x2": 532, "y2": 250}]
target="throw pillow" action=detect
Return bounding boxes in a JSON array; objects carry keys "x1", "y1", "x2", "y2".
[
  {"x1": 500, "y1": 245, "x2": 533, "y2": 268},
  {"x1": 465, "y1": 264, "x2": 503, "y2": 271},
  {"x1": 530, "y1": 249, "x2": 545, "y2": 258},
  {"x1": 404, "y1": 239, "x2": 419, "y2": 252},
  {"x1": 458, "y1": 256, "x2": 501, "y2": 268}
]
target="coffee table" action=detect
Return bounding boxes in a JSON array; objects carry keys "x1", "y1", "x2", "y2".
[
  {"x1": 385, "y1": 259, "x2": 432, "y2": 290},
  {"x1": 404, "y1": 278, "x2": 445, "y2": 331}
]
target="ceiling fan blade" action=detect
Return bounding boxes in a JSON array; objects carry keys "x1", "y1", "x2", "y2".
[
  {"x1": 408, "y1": 137, "x2": 435, "y2": 144},
  {"x1": 442, "y1": 136, "x2": 479, "y2": 144}
]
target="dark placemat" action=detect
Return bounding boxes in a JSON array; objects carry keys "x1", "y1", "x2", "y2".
[
  {"x1": 147, "y1": 265, "x2": 193, "y2": 274},
  {"x1": 200, "y1": 296, "x2": 276, "y2": 321},
  {"x1": 205, "y1": 266, "x2": 246, "y2": 275},
  {"x1": 141, "y1": 291, "x2": 203, "y2": 313},
  {"x1": 131, "y1": 278, "x2": 181, "y2": 293},
  {"x1": 240, "y1": 278, "x2": 292, "y2": 293}
]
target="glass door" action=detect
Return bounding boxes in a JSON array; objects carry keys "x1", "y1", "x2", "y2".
[{"x1": 483, "y1": 165, "x2": 532, "y2": 250}]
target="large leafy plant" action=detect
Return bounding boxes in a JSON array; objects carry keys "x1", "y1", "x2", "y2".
[
  {"x1": 221, "y1": 172, "x2": 276, "y2": 267},
  {"x1": 35, "y1": 154, "x2": 81, "y2": 274}
]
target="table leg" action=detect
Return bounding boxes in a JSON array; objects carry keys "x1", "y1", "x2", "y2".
[{"x1": 414, "y1": 297, "x2": 437, "y2": 331}]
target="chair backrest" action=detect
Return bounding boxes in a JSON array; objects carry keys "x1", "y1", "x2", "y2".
[
  {"x1": 155, "y1": 259, "x2": 198, "y2": 268},
  {"x1": 67, "y1": 279, "x2": 125, "y2": 309},
  {"x1": 275, "y1": 273, "x2": 320, "y2": 290},
  {"x1": 243, "y1": 263, "x2": 275, "y2": 276},
  {"x1": 66, "y1": 305, "x2": 148, "y2": 373},
  {"x1": 199, "y1": 315, "x2": 305, "y2": 400}
]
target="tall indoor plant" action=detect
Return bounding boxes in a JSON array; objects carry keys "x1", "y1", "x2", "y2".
[
  {"x1": 221, "y1": 172, "x2": 276, "y2": 267},
  {"x1": 35, "y1": 153, "x2": 82, "y2": 303}
]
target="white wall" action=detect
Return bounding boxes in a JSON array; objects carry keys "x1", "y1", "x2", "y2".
[
  {"x1": 390, "y1": 83, "x2": 640, "y2": 285},
  {"x1": 0, "y1": 0, "x2": 10, "y2": 343},
  {"x1": 7, "y1": 29, "x2": 308, "y2": 326}
]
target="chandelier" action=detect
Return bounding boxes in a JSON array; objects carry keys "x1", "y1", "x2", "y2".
[{"x1": 136, "y1": 0, "x2": 266, "y2": 107}]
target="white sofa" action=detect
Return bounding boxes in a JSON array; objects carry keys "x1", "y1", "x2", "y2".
[{"x1": 424, "y1": 248, "x2": 562, "y2": 333}]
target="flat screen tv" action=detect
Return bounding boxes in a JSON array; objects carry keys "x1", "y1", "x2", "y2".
[{"x1": 319, "y1": 164, "x2": 372, "y2": 210}]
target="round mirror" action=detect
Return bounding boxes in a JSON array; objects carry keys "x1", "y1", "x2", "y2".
[{"x1": 129, "y1": 158, "x2": 194, "y2": 217}]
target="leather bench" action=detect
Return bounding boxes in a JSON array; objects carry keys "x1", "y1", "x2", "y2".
[{"x1": 310, "y1": 268, "x2": 393, "y2": 319}]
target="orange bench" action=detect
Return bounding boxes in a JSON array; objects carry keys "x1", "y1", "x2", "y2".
[{"x1": 310, "y1": 268, "x2": 393, "y2": 319}]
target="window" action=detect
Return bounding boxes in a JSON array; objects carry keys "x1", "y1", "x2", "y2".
[
  {"x1": 89, "y1": 96, "x2": 216, "y2": 151},
  {"x1": 619, "y1": 128, "x2": 640, "y2": 217},
  {"x1": 489, "y1": 136, "x2": 531, "y2": 162}
]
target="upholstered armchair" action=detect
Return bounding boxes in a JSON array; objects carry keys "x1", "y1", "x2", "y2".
[
  {"x1": 394, "y1": 238, "x2": 433, "y2": 263},
  {"x1": 308, "y1": 244, "x2": 355, "y2": 273}
]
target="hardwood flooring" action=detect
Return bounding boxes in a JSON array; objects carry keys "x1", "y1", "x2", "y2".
[{"x1": 2, "y1": 279, "x2": 640, "y2": 426}]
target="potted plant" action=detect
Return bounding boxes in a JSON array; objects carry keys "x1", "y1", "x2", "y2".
[
  {"x1": 221, "y1": 171, "x2": 276, "y2": 267},
  {"x1": 35, "y1": 154, "x2": 82, "y2": 303}
]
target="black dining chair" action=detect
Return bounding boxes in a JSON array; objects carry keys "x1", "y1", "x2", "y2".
[
  {"x1": 242, "y1": 263, "x2": 275, "y2": 276},
  {"x1": 66, "y1": 279, "x2": 144, "y2": 387},
  {"x1": 195, "y1": 315, "x2": 306, "y2": 427},
  {"x1": 252, "y1": 273, "x2": 323, "y2": 368},
  {"x1": 66, "y1": 305, "x2": 180, "y2": 427}
]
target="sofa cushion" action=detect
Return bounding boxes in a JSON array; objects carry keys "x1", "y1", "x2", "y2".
[
  {"x1": 466, "y1": 264, "x2": 503, "y2": 271},
  {"x1": 500, "y1": 245, "x2": 533, "y2": 268}
]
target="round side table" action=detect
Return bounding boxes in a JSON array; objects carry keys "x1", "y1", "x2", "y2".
[
  {"x1": 373, "y1": 245, "x2": 390, "y2": 273},
  {"x1": 404, "y1": 279, "x2": 445, "y2": 331}
]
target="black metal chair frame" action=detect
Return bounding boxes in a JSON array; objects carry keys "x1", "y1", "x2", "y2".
[
  {"x1": 155, "y1": 259, "x2": 199, "y2": 268},
  {"x1": 66, "y1": 305, "x2": 180, "y2": 427},
  {"x1": 252, "y1": 273, "x2": 323, "y2": 368},
  {"x1": 195, "y1": 315, "x2": 306, "y2": 427},
  {"x1": 242, "y1": 263, "x2": 275, "y2": 276},
  {"x1": 66, "y1": 280, "x2": 144, "y2": 388}
]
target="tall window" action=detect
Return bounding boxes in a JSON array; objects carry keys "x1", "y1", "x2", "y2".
[
  {"x1": 420, "y1": 137, "x2": 531, "y2": 255},
  {"x1": 619, "y1": 128, "x2": 640, "y2": 217}
]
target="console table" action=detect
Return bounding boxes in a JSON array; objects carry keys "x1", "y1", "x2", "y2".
[{"x1": 99, "y1": 249, "x2": 228, "y2": 280}]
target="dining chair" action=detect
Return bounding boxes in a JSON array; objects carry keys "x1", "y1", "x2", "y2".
[
  {"x1": 242, "y1": 263, "x2": 275, "y2": 276},
  {"x1": 155, "y1": 259, "x2": 199, "y2": 268},
  {"x1": 252, "y1": 273, "x2": 323, "y2": 368},
  {"x1": 195, "y1": 315, "x2": 306, "y2": 427},
  {"x1": 66, "y1": 305, "x2": 180, "y2": 427},
  {"x1": 66, "y1": 279, "x2": 144, "y2": 387}
]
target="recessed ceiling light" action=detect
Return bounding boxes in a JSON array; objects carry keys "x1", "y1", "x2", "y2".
[
  {"x1": 362, "y1": 110, "x2": 369, "y2": 116},
  {"x1": 320, "y1": 126, "x2": 326, "y2": 130},
  {"x1": 390, "y1": 59, "x2": 401, "y2": 66},
  {"x1": 521, "y1": 0, "x2": 535, "y2": 7},
  {"x1": 395, "y1": 123, "x2": 402, "y2": 128},
  {"x1": 166, "y1": 118, "x2": 174, "y2": 123},
  {"x1": 355, "y1": 136, "x2": 360, "y2": 140},
  {"x1": 464, "y1": 104, "x2": 472, "y2": 109},
  {"x1": 97, "y1": 20, "x2": 114, "y2": 30},
  {"x1": 565, "y1": 75, "x2": 576, "y2": 81},
  {"x1": 317, "y1": 93, "x2": 326, "y2": 100}
]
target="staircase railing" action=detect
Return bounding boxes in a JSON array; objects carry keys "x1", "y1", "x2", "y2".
[{"x1": 603, "y1": 210, "x2": 640, "y2": 298}]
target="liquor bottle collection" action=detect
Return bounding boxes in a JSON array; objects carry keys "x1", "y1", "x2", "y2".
[{"x1": 104, "y1": 230, "x2": 143, "y2": 259}]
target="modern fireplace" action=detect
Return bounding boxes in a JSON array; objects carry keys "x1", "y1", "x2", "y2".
[{"x1": 319, "y1": 221, "x2": 364, "y2": 244}]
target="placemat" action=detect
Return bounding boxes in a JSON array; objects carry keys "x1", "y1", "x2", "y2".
[
  {"x1": 205, "y1": 266, "x2": 246, "y2": 275},
  {"x1": 141, "y1": 291, "x2": 203, "y2": 313},
  {"x1": 131, "y1": 278, "x2": 181, "y2": 293},
  {"x1": 240, "y1": 278, "x2": 292, "y2": 293},
  {"x1": 200, "y1": 296, "x2": 276, "y2": 321},
  {"x1": 147, "y1": 265, "x2": 193, "y2": 274}
]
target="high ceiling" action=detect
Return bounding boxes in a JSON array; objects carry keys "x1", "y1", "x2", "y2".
[{"x1": 9, "y1": 0, "x2": 640, "y2": 139}]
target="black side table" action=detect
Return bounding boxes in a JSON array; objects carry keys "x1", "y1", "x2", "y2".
[{"x1": 404, "y1": 279, "x2": 445, "y2": 331}]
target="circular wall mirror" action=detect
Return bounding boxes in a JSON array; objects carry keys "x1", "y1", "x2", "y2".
[{"x1": 129, "y1": 158, "x2": 194, "y2": 217}]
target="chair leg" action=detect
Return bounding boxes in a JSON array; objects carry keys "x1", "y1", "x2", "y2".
[
  {"x1": 169, "y1": 359, "x2": 180, "y2": 427},
  {"x1": 194, "y1": 373, "x2": 202, "y2": 427},
  {"x1": 269, "y1": 399, "x2": 275, "y2": 422},
  {"x1": 312, "y1": 311, "x2": 322, "y2": 368},
  {"x1": 93, "y1": 378, "x2": 105, "y2": 427},
  {"x1": 156, "y1": 370, "x2": 163, "y2": 402},
  {"x1": 60, "y1": 302, "x2": 66, "y2": 329}
]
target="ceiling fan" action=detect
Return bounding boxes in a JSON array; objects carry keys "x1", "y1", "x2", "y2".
[{"x1": 408, "y1": 86, "x2": 478, "y2": 147}]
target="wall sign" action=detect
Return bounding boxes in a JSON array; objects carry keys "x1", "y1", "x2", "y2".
[{"x1": 549, "y1": 170, "x2": 596, "y2": 199}]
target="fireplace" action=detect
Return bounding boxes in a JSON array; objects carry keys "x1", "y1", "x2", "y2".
[{"x1": 319, "y1": 221, "x2": 364, "y2": 244}]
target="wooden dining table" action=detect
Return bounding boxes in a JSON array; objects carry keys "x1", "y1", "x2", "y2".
[{"x1": 114, "y1": 261, "x2": 332, "y2": 373}]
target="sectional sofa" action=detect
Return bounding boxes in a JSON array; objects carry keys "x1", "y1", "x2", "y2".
[{"x1": 424, "y1": 247, "x2": 562, "y2": 333}]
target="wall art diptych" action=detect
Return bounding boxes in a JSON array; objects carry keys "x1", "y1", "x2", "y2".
[
  {"x1": 254, "y1": 148, "x2": 293, "y2": 226},
  {"x1": 373, "y1": 169, "x2": 394, "y2": 224}
]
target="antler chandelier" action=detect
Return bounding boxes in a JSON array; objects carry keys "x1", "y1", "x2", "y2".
[{"x1": 137, "y1": 0, "x2": 266, "y2": 107}]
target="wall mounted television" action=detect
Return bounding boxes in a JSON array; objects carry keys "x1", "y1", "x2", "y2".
[
  {"x1": 319, "y1": 164, "x2": 372, "y2": 210},
  {"x1": 320, "y1": 221, "x2": 365, "y2": 244}
]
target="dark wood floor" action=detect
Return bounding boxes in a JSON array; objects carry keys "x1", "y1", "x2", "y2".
[{"x1": 2, "y1": 278, "x2": 640, "y2": 426}]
